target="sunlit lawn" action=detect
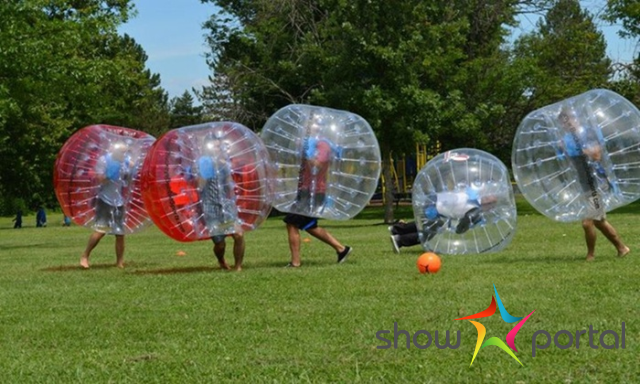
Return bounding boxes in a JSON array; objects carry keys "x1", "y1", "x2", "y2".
[{"x1": 0, "y1": 199, "x2": 638, "y2": 382}]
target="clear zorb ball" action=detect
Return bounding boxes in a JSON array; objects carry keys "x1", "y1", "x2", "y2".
[
  {"x1": 412, "y1": 149, "x2": 517, "y2": 254},
  {"x1": 260, "y1": 104, "x2": 381, "y2": 219},
  {"x1": 512, "y1": 89, "x2": 640, "y2": 222}
]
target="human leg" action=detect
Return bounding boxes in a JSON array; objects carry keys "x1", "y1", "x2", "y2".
[
  {"x1": 421, "y1": 218, "x2": 444, "y2": 241},
  {"x1": 398, "y1": 232, "x2": 420, "y2": 247},
  {"x1": 307, "y1": 226, "x2": 343, "y2": 252},
  {"x1": 212, "y1": 236, "x2": 230, "y2": 270},
  {"x1": 231, "y1": 233, "x2": 245, "y2": 271},
  {"x1": 80, "y1": 231, "x2": 106, "y2": 269},
  {"x1": 593, "y1": 219, "x2": 630, "y2": 257},
  {"x1": 115, "y1": 235, "x2": 125, "y2": 268},
  {"x1": 582, "y1": 219, "x2": 597, "y2": 261},
  {"x1": 390, "y1": 221, "x2": 417, "y2": 236},
  {"x1": 456, "y1": 207, "x2": 482, "y2": 234},
  {"x1": 306, "y1": 226, "x2": 351, "y2": 263},
  {"x1": 286, "y1": 223, "x2": 302, "y2": 267}
]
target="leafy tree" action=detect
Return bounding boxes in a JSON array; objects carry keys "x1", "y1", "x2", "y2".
[
  {"x1": 169, "y1": 91, "x2": 204, "y2": 129},
  {"x1": 513, "y1": 0, "x2": 611, "y2": 109},
  {"x1": 0, "y1": 1, "x2": 168, "y2": 214},
  {"x1": 603, "y1": 0, "x2": 640, "y2": 107},
  {"x1": 603, "y1": 0, "x2": 640, "y2": 39},
  {"x1": 200, "y1": 0, "x2": 535, "y2": 221}
]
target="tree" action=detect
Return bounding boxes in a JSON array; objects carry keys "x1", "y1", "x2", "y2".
[
  {"x1": 169, "y1": 91, "x2": 204, "y2": 128},
  {"x1": 603, "y1": 0, "x2": 640, "y2": 107},
  {"x1": 513, "y1": 0, "x2": 611, "y2": 110},
  {"x1": 603, "y1": 0, "x2": 640, "y2": 39},
  {"x1": 0, "y1": 1, "x2": 169, "y2": 214},
  {"x1": 201, "y1": 0, "x2": 545, "y2": 221}
]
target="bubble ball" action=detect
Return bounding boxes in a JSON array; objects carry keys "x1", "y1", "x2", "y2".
[
  {"x1": 260, "y1": 104, "x2": 381, "y2": 219},
  {"x1": 141, "y1": 122, "x2": 275, "y2": 242},
  {"x1": 512, "y1": 89, "x2": 640, "y2": 222},
  {"x1": 53, "y1": 125, "x2": 156, "y2": 235},
  {"x1": 411, "y1": 148, "x2": 517, "y2": 254}
]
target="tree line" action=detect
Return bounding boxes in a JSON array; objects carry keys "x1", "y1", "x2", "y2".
[{"x1": 1, "y1": 0, "x2": 638, "y2": 220}]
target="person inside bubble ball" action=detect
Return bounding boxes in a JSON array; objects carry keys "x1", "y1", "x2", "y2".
[
  {"x1": 557, "y1": 106, "x2": 630, "y2": 261},
  {"x1": 557, "y1": 106, "x2": 617, "y2": 194},
  {"x1": 197, "y1": 134, "x2": 245, "y2": 271},
  {"x1": 296, "y1": 118, "x2": 341, "y2": 213},
  {"x1": 80, "y1": 141, "x2": 132, "y2": 269},
  {"x1": 389, "y1": 188, "x2": 498, "y2": 253}
]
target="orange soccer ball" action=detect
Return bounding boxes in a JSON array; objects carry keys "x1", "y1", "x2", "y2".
[{"x1": 417, "y1": 252, "x2": 441, "y2": 274}]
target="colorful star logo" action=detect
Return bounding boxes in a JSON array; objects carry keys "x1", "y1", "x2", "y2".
[{"x1": 455, "y1": 284, "x2": 535, "y2": 366}]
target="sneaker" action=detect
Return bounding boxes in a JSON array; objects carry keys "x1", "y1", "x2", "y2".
[
  {"x1": 390, "y1": 235, "x2": 400, "y2": 254},
  {"x1": 337, "y1": 246, "x2": 352, "y2": 263}
]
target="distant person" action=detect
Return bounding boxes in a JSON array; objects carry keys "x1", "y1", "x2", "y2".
[
  {"x1": 12, "y1": 209, "x2": 23, "y2": 229},
  {"x1": 36, "y1": 206, "x2": 47, "y2": 227}
]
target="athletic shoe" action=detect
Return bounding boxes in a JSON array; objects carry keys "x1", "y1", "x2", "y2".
[
  {"x1": 337, "y1": 246, "x2": 352, "y2": 263},
  {"x1": 390, "y1": 235, "x2": 400, "y2": 254}
]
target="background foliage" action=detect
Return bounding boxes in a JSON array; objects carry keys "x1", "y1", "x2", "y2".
[{"x1": 1, "y1": 0, "x2": 639, "y2": 219}]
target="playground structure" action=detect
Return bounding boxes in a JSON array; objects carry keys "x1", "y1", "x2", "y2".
[{"x1": 378, "y1": 141, "x2": 441, "y2": 204}]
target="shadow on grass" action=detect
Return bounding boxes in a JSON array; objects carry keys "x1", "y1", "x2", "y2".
[
  {"x1": 130, "y1": 266, "x2": 217, "y2": 275},
  {"x1": 43, "y1": 263, "x2": 120, "y2": 271},
  {"x1": 251, "y1": 259, "x2": 336, "y2": 269},
  {"x1": 483, "y1": 255, "x2": 581, "y2": 264},
  {"x1": 42, "y1": 261, "x2": 154, "y2": 272},
  {"x1": 2, "y1": 243, "x2": 49, "y2": 250}
]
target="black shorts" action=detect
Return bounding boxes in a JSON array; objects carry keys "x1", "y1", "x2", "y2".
[{"x1": 283, "y1": 213, "x2": 318, "y2": 231}]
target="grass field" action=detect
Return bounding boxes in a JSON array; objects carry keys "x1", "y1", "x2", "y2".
[{"x1": 0, "y1": 199, "x2": 638, "y2": 383}]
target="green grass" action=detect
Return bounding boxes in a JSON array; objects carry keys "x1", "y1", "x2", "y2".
[{"x1": 0, "y1": 200, "x2": 639, "y2": 383}]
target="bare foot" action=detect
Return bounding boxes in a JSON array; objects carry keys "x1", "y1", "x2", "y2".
[
  {"x1": 116, "y1": 262, "x2": 125, "y2": 268},
  {"x1": 218, "y1": 261, "x2": 231, "y2": 270},
  {"x1": 232, "y1": 265, "x2": 242, "y2": 272},
  {"x1": 618, "y1": 246, "x2": 630, "y2": 258},
  {"x1": 80, "y1": 255, "x2": 90, "y2": 269},
  {"x1": 586, "y1": 255, "x2": 595, "y2": 262}
]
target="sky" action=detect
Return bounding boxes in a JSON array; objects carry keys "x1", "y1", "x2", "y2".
[
  {"x1": 118, "y1": 0, "x2": 638, "y2": 101},
  {"x1": 118, "y1": 0, "x2": 217, "y2": 100}
]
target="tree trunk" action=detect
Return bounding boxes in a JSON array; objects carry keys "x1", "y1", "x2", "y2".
[{"x1": 382, "y1": 151, "x2": 395, "y2": 224}]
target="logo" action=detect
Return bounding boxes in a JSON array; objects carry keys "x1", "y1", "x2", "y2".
[
  {"x1": 375, "y1": 285, "x2": 626, "y2": 362},
  {"x1": 454, "y1": 284, "x2": 535, "y2": 366}
]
